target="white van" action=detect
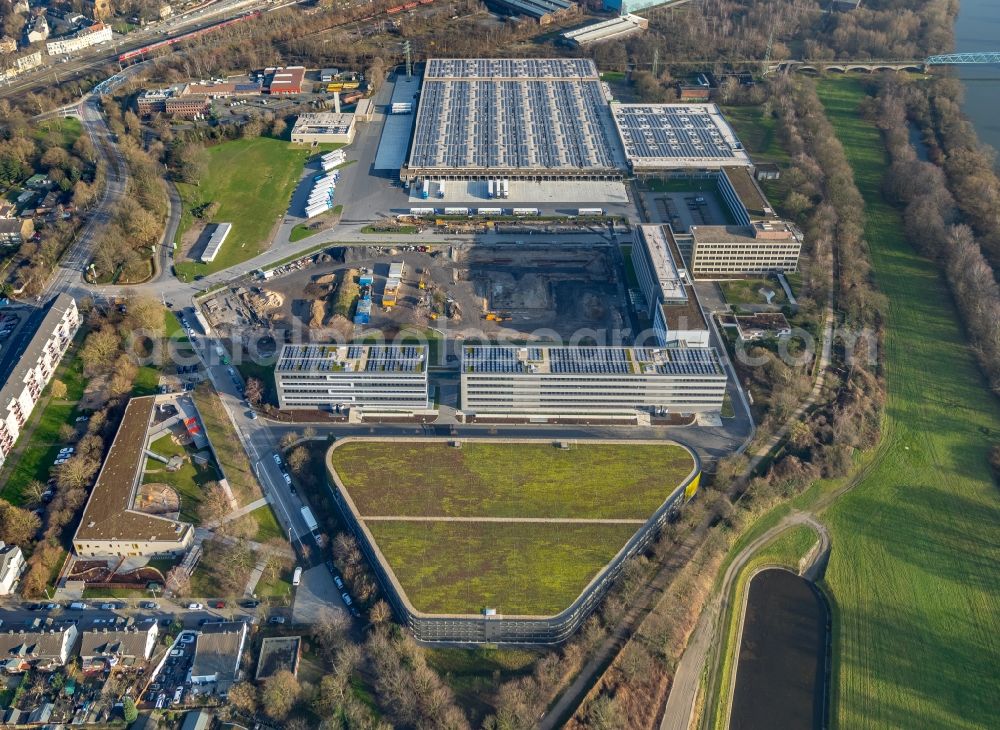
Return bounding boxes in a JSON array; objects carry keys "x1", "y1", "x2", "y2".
[{"x1": 292, "y1": 567, "x2": 302, "y2": 586}]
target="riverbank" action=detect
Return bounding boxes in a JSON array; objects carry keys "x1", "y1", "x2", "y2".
[{"x1": 815, "y1": 77, "x2": 1000, "y2": 730}]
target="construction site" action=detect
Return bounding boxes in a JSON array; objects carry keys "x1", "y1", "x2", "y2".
[{"x1": 199, "y1": 243, "x2": 631, "y2": 348}]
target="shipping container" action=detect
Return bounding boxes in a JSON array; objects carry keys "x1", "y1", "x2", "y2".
[
  {"x1": 443, "y1": 207, "x2": 470, "y2": 216},
  {"x1": 305, "y1": 202, "x2": 331, "y2": 219},
  {"x1": 477, "y1": 207, "x2": 503, "y2": 216},
  {"x1": 512, "y1": 208, "x2": 540, "y2": 216}
]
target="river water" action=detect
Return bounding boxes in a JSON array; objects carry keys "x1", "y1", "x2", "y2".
[{"x1": 954, "y1": 0, "x2": 1000, "y2": 159}]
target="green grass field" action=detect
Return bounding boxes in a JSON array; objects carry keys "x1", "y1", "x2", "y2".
[
  {"x1": 330, "y1": 441, "x2": 694, "y2": 519},
  {"x1": 710, "y1": 525, "x2": 820, "y2": 730},
  {"x1": 718, "y1": 277, "x2": 787, "y2": 307},
  {"x1": 142, "y1": 433, "x2": 220, "y2": 524},
  {"x1": 367, "y1": 520, "x2": 638, "y2": 616},
  {"x1": 174, "y1": 138, "x2": 308, "y2": 280},
  {"x1": 248, "y1": 503, "x2": 285, "y2": 542},
  {"x1": 331, "y1": 441, "x2": 695, "y2": 615},
  {"x1": 192, "y1": 382, "x2": 261, "y2": 507},
  {"x1": 814, "y1": 78, "x2": 1000, "y2": 729},
  {"x1": 0, "y1": 338, "x2": 86, "y2": 505}
]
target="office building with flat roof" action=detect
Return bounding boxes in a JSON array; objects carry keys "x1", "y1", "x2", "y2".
[
  {"x1": 633, "y1": 225, "x2": 710, "y2": 348},
  {"x1": 690, "y1": 220, "x2": 802, "y2": 276},
  {"x1": 612, "y1": 103, "x2": 752, "y2": 172},
  {"x1": 73, "y1": 396, "x2": 194, "y2": 558},
  {"x1": 276, "y1": 344, "x2": 429, "y2": 411},
  {"x1": 403, "y1": 58, "x2": 622, "y2": 182},
  {"x1": 461, "y1": 345, "x2": 727, "y2": 418},
  {"x1": 0, "y1": 294, "x2": 79, "y2": 469}
]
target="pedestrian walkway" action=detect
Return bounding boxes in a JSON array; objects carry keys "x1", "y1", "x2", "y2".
[
  {"x1": 361, "y1": 515, "x2": 647, "y2": 525},
  {"x1": 201, "y1": 497, "x2": 268, "y2": 531}
]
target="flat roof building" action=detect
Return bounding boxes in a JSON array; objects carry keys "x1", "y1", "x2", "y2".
[
  {"x1": 403, "y1": 58, "x2": 623, "y2": 182},
  {"x1": 275, "y1": 344, "x2": 429, "y2": 412},
  {"x1": 255, "y1": 636, "x2": 301, "y2": 680},
  {"x1": 73, "y1": 396, "x2": 194, "y2": 558},
  {"x1": 690, "y1": 220, "x2": 802, "y2": 276},
  {"x1": 612, "y1": 103, "x2": 752, "y2": 172},
  {"x1": 634, "y1": 225, "x2": 710, "y2": 348},
  {"x1": 0, "y1": 294, "x2": 79, "y2": 469},
  {"x1": 201, "y1": 222, "x2": 231, "y2": 263},
  {"x1": 461, "y1": 345, "x2": 727, "y2": 419},
  {"x1": 290, "y1": 113, "x2": 356, "y2": 145},
  {"x1": 561, "y1": 13, "x2": 648, "y2": 47}
]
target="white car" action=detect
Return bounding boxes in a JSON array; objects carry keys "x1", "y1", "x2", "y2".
[
  {"x1": 54, "y1": 458, "x2": 68, "y2": 465},
  {"x1": 186, "y1": 603, "x2": 203, "y2": 610},
  {"x1": 282, "y1": 473, "x2": 292, "y2": 485},
  {"x1": 180, "y1": 634, "x2": 195, "y2": 644},
  {"x1": 272, "y1": 453, "x2": 282, "y2": 466}
]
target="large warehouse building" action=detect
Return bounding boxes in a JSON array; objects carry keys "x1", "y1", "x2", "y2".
[
  {"x1": 460, "y1": 345, "x2": 727, "y2": 419},
  {"x1": 276, "y1": 344, "x2": 429, "y2": 411},
  {"x1": 611, "y1": 103, "x2": 752, "y2": 173},
  {"x1": 402, "y1": 58, "x2": 624, "y2": 182}
]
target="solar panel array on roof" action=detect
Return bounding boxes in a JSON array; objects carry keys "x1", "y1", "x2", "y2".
[
  {"x1": 462, "y1": 346, "x2": 723, "y2": 376},
  {"x1": 276, "y1": 344, "x2": 426, "y2": 373},
  {"x1": 425, "y1": 58, "x2": 597, "y2": 80},
  {"x1": 613, "y1": 104, "x2": 745, "y2": 162},
  {"x1": 409, "y1": 78, "x2": 616, "y2": 171}
]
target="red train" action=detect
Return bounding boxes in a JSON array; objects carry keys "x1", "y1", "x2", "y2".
[
  {"x1": 118, "y1": 11, "x2": 262, "y2": 63},
  {"x1": 387, "y1": 0, "x2": 433, "y2": 15}
]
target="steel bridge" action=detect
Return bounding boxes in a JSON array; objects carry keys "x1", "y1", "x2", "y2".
[{"x1": 925, "y1": 52, "x2": 1000, "y2": 65}]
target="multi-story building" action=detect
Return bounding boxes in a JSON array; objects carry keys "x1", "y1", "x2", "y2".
[
  {"x1": 633, "y1": 225, "x2": 710, "y2": 348},
  {"x1": 80, "y1": 620, "x2": 158, "y2": 670},
  {"x1": 0, "y1": 542, "x2": 26, "y2": 595},
  {"x1": 0, "y1": 623, "x2": 78, "y2": 672},
  {"x1": 460, "y1": 345, "x2": 727, "y2": 419},
  {"x1": 0, "y1": 294, "x2": 79, "y2": 469},
  {"x1": 1, "y1": 49, "x2": 41, "y2": 79},
  {"x1": 45, "y1": 22, "x2": 111, "y2": 56},
  {"x1": 275, "y1": 344, "x2": 429, "y2": 412},
  {"x1": 689, "y1": 220, "x2": 802, "y2": 276},
  {"x1": 137, "y1": 88, "x2": 209, "y2": 117},
  {"x1": 0, "y1": 217, "x2": 33, "y2": 246},
  {"x1": 24, "y1": 15, "x2": 49, "y2": 45},
  {"x1": 73, "y1": 396, "x2": 194, "y2": 558}
]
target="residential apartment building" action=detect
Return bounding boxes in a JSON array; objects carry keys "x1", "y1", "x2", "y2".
[
  {"x1": 633, "y1": 225, "x2": 710, "y2": 348},
  {"x1": 0, "y1": 217, "x2": 33, "y2": 246},
  {"x1": 80, "y1": 621, "x2": 158, "y2": 670},
  {"x1": 460, "y1": 345, "x2": 727, "y2": 418},
  {"x1": 0, "y1": 542, "x2": 26, "y2": 595},
  {"x1": 0, "y1": 623, "x2": 78, "y2": 672},
  {"x1": 73, "y1": 396, "x2": 194, "y2": 558},
  {"x1": 0, "y1": 294, "x2": 79, "y2": 469},
  {"x1": 190, "y1": 622, "x2": 248, "y2": 690},
  {"x1": 45, "y1": 22, "x2": 111, "y2": 56},
  {"x1": 1, "y1": 49, "x2": 42, "y2": 80},
  {"x1": 275, "y1": 344, "x2": 429, "y2": 412},
  {"x1": 689, "y1": 220, "x2": 802, "y2": 276}
]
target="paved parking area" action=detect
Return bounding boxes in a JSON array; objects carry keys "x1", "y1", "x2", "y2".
[{"x1": 292, "y1": 564, "x2": 347, "y2": 624}]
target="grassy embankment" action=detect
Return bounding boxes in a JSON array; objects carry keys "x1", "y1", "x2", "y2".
[
  {"x1": 174, "y1": 138, "x2": 307, "y2": 280},
  {"x1": 330, "y1": 441, "x2": 696, "y2": 615},
  {"x1": 709, "y1": 524, "x2": 820, "y2": 730},
  {"x1": 811, "y1": 78, "x2": 1000, "y2": 729},
  {"x1": 191, "y1": 382, "x2": 261, "y2": 507}
]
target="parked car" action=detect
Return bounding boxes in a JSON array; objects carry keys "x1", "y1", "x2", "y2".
[
  {"x1": 247, "y1": 411, "x2": 257, "y2": 420},
  {"x1": 333, "y1": 576, "x2": 344, "y2": 590},
  {"x1": 212, "y1": 600, "x2": 225, "y2": 609},
  {"x1": 43, "y1": 603, "x2": 58, "y2": 611},
  {"x1": 268, "y1": 616, "x2": 286, "y2": 625},
  {"x1": 180, "y1": 634, "x2": 195, "y2": 644},
  {"x1": 341, "y1": 592, "x2": 353, "y2": 606},
  {"x1": 99, "y1": 603, "x2": 116, "y2": 610},
  {"x1": 241, "y1": 599, "x2": 260, "y2": 608},
  {"x1": 140, "y1": 601, "x2": 158, "y2": 609},
  {"x1": 282, "y1": 472, "x2": 292, "y2": 485},
  {"x1": 187, "y1": 603, "x2": 203, "y2": 610},
  {"x1": 272, "y1": 453, "x2": 282, "y2": 466}
]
